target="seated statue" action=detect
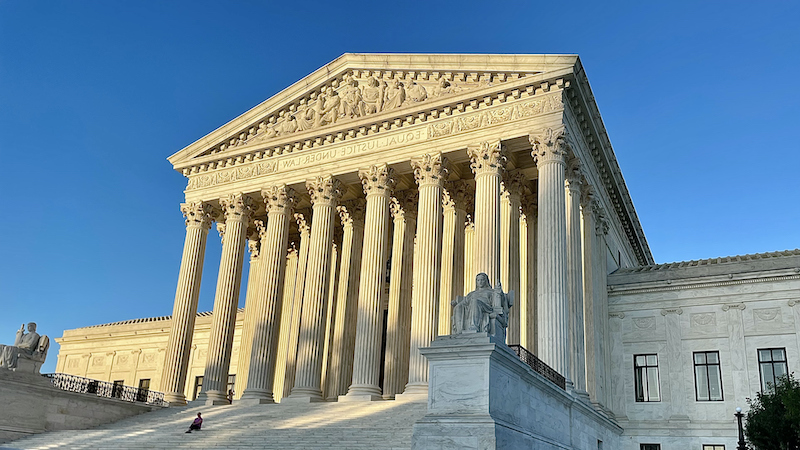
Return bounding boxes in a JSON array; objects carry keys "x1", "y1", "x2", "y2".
[
  {"x1": 451, "y1": 273, "x2": 514, "y2": 340},
  {"x1": 0, "y1": 322, "x2": 50, "y2": 373}
]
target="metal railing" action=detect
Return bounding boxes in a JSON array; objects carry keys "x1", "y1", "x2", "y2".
[
  {"x1": 508, "y1": 344, "x2": 566, "y2": 390},
  {"x1": 43, "y1": 373, "x2": 168, "y2": 407}
]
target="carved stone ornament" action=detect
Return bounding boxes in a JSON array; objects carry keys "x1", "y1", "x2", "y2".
[
  {"x1": 337, "y1": 198, "x2": 367, "y2": 226},
  {"x1": 721, "y1": 303, "x2": 746, "y2": 311},
  {"x1": 788, "y1": 300, "x2": 800, "y2": 307},
  {"x1": 530, "y1": 127, "x2": 568, "y2": 166},
  {"x1": 306, "y1": 176, "x2": 343, "y2": 207},
  {"x1": 0, "y1": 322, "x2": 49, "y2": 373},
  {"x1": 220, "y1": 193, "x2": 255, "y2": 223},
  {"x1": 502, "y1": 170, "x2": 527, "y2": 196},
  {"x1": 660, "y1": 308, "x2": 683, "y2": 316},
  {"x1": 565, "y1": 159, "x2": 583, "y2": 191},
  {"x1": 753, "y1": 308, "x2": 781, "y2": 322},
  {"x1": 442, "y1": 180, "x2": 473, "y2": 211},
  {"x1": 609, "y1": 312, "x2": 625, "y2": 319},
  {"x1": 294, "y1": 213, "x2": 310, "y2": 235},
  {"x1": 691, "y1": 313, "x2": 717, "y2": 328},
  {"x1": 451, "y1": 273, "x2": 514, "y2": 342},
  {"x1": 390, "y1": 190, "x2": 418, "y2": 220},
  {"x1": 180, "y1": 201, "x2": 214, "y2": 229},
  {"x1": 262, "y1": 184, "x2": 296, "y2": 215},
  {"x1": 359, "y1": 163, "x2": 397, "y2": 197},
  {"x1": 216, "y1": 222, "x2": 226, "y2": 242},
  {"x1": 467, "y1": 140, "x2": 507, "y2": 177},
  {"x1": 411, "y1": 152, "x2": 449, "y2": 187},
  {"x1": 580, "y1": 184, "x2": 595, "y2": 209},
  {"x1": 633, "y1": 317, "x2": 655, "y2": 330}
]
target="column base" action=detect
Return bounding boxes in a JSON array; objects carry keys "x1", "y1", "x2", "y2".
[
  {"x1": 163, "y1": 392, "x2": 187, "y2": 407},
  {"x1": 395, "y1": 383, "x2": 428, "y2": 403},
  {"x1": 339, "y1": 394, "x2": 383, "y2": 402},
  {"x1": 342, "y1": 384, "x2": 382, "y2": 401},
  {"x1": 240, "y1": 389, "x2": 275, "y2": 405},
  {"x1": 571, "y1": 388, "x2": 591, "y2": 403},
  {"x1": 284, "y1": 387, "x2": 325, "y2": 403},
  {"x1": 203, "y1": 390, "x2": 232, "y2": 406}
]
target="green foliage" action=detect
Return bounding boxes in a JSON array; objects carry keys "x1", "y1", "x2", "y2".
[{"x1": 745, "y1": 373, "x2": 800, "y2": 450}]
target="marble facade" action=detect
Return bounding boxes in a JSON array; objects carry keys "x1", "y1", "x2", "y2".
[{"x1": 54, "y1": 54, "x2": 799, "y2": 449}]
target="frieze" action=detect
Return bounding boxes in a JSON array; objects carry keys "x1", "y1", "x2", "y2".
[{"x1": 185, "y1": 92, "x2": 563, "y2": 192}]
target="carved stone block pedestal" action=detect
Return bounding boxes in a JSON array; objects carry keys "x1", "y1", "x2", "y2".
[{"x1": 411, "y1": 333, "x2": 622, "y2": 450}]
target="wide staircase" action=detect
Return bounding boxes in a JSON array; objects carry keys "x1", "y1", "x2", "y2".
[{"x1": 2, "y1": 399, "x2": 428, "y2": 450}]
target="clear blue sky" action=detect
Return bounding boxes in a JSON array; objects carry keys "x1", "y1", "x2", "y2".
[{"x1": 1, "y1": 1, "x2": 798, "y2": 374}]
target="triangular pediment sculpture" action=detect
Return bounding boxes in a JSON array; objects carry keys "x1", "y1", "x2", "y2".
[{"x1": 168, "y1": 53, "x2": 579, "y2": 171}]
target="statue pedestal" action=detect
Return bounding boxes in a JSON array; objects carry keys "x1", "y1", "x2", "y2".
[{"x1": 411, "y1": 333, "x2": 622, "y2": 450}]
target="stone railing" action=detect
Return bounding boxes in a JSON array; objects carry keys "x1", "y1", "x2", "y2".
[
  {"x1": 508, "y1": 344, "x2": 566, "y2": 390},
  {"x1": 43, "y1": 373, "x2": 168, "y2": 407}
]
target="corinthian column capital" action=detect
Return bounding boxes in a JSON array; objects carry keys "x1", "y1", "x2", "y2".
[
  {"x1": 467, "y1": 140, "x2": 507, "y2": 177},
  {"x1": 294, "y1": 212, "x2": 310, "y2": 235},
  {"x1": 337, "y1": 198, "x2": 366, "y2": 227},
  {"x1": 502, "y1": 170, "x2": 527, "y2": 196},
  {"x1": 262, "y1": 184, "x2": 296, "y2": 215},
  {"x1": 530, "y1": 127, "x2": 569, "y2": 166},
  {"x1": 306, "y1": 176, "x2": 343, "y2": 207},
  {"x1": 411, "y1": 152, "x2": 449, "y2": 187},
  {"x1": 220, "y1": 193, "x2": 255, "y2": 223},
  {"x1": 181, "y1": 201, "x2": 214, "y2": 230},
  {"x1": 442, "y1": 180, "x2": 473, "y2": 211},
  {"x1": 565, "y1": 158, "x2": 583, "y2": 192},
  {"x1": 390, "y1": 190, "x2": 418, "y2": 221},
  {"x1": 580, "y1": 184, "x2": 595, "y2": 209},
  {"x1": 359, "y1": 164, "x2": 397, "y2": 197},
  {"x1": 592, "y1": 202, "x2": 609, "y2": 235}
]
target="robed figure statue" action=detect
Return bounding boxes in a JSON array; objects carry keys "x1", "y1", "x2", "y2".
[
  {"x1": 0, "y1": 322, "x2": 49, "y2": 372},
  {"x1": 451, "y1": 273, "x2": 514, "y2": 341}
]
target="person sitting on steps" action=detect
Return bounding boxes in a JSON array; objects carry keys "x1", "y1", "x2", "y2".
[{"x1": 185, "y1": 412, "x2": 202, "y2": 433}]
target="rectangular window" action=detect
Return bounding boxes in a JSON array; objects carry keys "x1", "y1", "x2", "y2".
[
  {"x1": 634, "y1": 354, "x2": 661, "y2": 402},
  {"x1": 694, "y1": 351, "x2": 723, "y2": 401},
  {"x1": 193, "y1": 376, "x2": 203, "y2": 401},
  {"x1": 758, "y1": 348, "x2": 788, "y2": 391},
  {"x1": 640, "y1": 445, "x2": 661, "y2": 450},
  {"x1": 703, "y1": 445, "x2": 725, "y2": 450}
]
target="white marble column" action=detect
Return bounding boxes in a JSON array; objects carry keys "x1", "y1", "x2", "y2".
[
  {"x1": 595, "y1": 211, "x2": 612, "y2": 415},
  {"x1": 160, "y1": 202, "x2": 213, "y2": 406},
  {"x1": 289, "y1": 176, "x2": 343, "y2": 401},
  {"x1": 401, "y1": 153, "x2": 448, "y2": 398},
  {"x1": 326, "y1": 200, "x2": 365, "y2": 400},
  {"x1": 581, "y1": 189, "x2": 599, "y2": 405},
  {"x1": 463, "y1": 217, "x2": 475, "y2": 295},
  {"x1": 531, "y1": 128, "x2": 571, "y2": 386},
  {"x1": 520, "y1": 192, "x2": 538, "y2": 353},
  {"x1": 382, "y1": 191, "x2": 417, "y2": 399},
  {"x1": 241, "y1": 185, "x2": 295, "y2": 404},
  {"x1": 467, "y1": 140, "x2": 506, "y2": 286},
  {"x1": 320, "y1": 240, "x2": 340, "y2": 399},
  {"x1": 501, "y1": 171, "x2": 524, "y2": 344},
  {"x1": 272, "y1": 246, "x2": 298, "y2": 402},
  {"x1": 200, "y1": 193, "x2": 254, "y2": 405},
  {"x1": 438, "y1": 181, "x2": 470, "y2": 335},
  {"x1": 282, "y1": 213, "x2": 310, "y2": 399},
  {"x1": 234, "y1": 226, "x2": 266, "y2": 400},
  {"x1": 566, "y1": 162, "x2": 588, "y2": 399},
  {"x1": 344, "y1": 164, "x2": 396, "y2": 401}
]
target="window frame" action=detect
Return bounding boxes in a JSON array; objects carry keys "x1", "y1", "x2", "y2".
[
  {"x1": 702, "y1": 445, "x2": 725, "y2": 450},
  {"x1": 639, "y1": 444, "x2": 661, "y2": 450},
  {"x1": 693, "y1": 351, "x2": 724, "y2": 401},
  {"x1": 758, "y1": 347, "x2": 788, "y2": 392},
  {"x1": 634, "y1": 354, "x2": 661, "y2": 402}
]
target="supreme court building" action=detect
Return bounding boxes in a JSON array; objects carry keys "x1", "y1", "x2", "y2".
[{"x1": 56, "y1": 54, "x2": 800, "y2": 449}]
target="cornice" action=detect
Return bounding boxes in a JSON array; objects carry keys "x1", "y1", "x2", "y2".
[{"x1": 608, "y1": 273, "x2": 800, "y2": 296}]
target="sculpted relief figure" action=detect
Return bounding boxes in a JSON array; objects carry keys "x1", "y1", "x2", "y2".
[
  {"x1": 340, "y1": 76, "x2": 365, "y2": 119},
  {"x1": 315, "y1": 86, "x2": 341, "y2": 127},
  {"x1": 383, "y1": 78, "x2": 406, "y2": 110},
  {"x1": 432, "y1": 76, "x2": 460, "y2": 97},
  {"x1": 451, "y1": 273, "x2": 514, "y2": 340},
  {"x1": 405, "y1": 78, "x2": 427, "y2": 102},
  {"x1": 362, "y1": 76, "x2": 385, "y2": 114},
  {"x1": 295, "y1": 98, "x2": 316, "y2": 132},
  {"x1": 0, "y1": 322, "x2": 50, "y2": 372}
]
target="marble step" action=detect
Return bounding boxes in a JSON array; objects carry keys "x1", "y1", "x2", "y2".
[{"x1": 1, "y1": 400, "x2": 427, "y2": 450}]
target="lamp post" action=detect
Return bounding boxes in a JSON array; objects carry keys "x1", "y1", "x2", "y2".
[{"x1": 735, "y1": 406, "x2": 746, "y2": 450}]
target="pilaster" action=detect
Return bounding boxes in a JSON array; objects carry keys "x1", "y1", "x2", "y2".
[{"x1": 565, "y1": 161, "x2": 587, "y2": 399}]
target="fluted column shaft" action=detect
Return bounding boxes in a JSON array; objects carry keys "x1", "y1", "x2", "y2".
[
  {"x1": 326, "y1": 200, "x2": 365, "y2": 399},
  {"x1": 566, "y1": 168, "x2": 587, "y2": 396},
  {"x1": 403, "y1": 153, "x2": 448, "y2": 396},
  {"x1": 201, "y1": 193, "x2": 254, "y2": 404},
  {"x1": 521, "y1": 194, "x2": 538, "y2": 353},
  {"x1": 282, "y1": 215, "x2": 310, "y2": 399},
  {"x1": 467, "y1": 141, "x2": 506, "y2": 286},
  {"x1": 234, "y1": 227, "x2": 266, "y2": 399},
  {"x1": 438, "y1": 181, "x2": 469, "y2": 335},
  {"x1": 582, "y1": 192, "x2": 599, "y2": 405},
  {"x1": 290, "y1": 176, "x2": 342, "y2": 401},
  {"x1": 383, "y1": 192, "x2": 417, "y2": 399},
  {"x1": 345, "y1": 164, "x2": 396, "y2": 400},
  {"x1": 242, "y1": 185, "x2": 295, "y2": 403},
  {"x1": 501, "y1": 172, "x2": 523, "y2": 344},
  {"x1": 531, "y1": 128, "x2": 571, "y2": 385},
  {"x1": 463, "y1": 219, "x2": 475, "y2": 295},
  {"x1": 161, "y1": 202, "x2": 213, "y2": 405},
  {"x1": 273, "y1": 247, "x2": 298, "y2": 402}
]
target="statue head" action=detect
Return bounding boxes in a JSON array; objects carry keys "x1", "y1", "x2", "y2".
[
  {"x1": 27, "y1": 322, "x2": 36, "y2": 333},
  {"x1": 475, "y1": 273, "x2": 490, "y2": 289}
]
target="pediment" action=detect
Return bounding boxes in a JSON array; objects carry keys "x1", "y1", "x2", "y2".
[{"x1": 168, "y1": 53, "x2": 579, "y2": 171}]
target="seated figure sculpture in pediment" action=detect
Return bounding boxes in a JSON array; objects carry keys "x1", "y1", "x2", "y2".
[
  {"x1": 451, "y1": 273, "x2": 514, "y2": 341},
  {"x1": 0, "y1": 322, "x2": 50, "y2": 373}
]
